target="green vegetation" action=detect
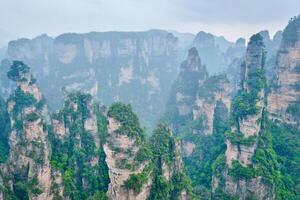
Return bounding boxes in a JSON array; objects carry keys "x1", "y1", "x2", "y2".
[
  {"x1": 7, "y1": 61, "x2": 30, "y2": 82},
  {"x1": 232, "y1": 68, "x2": 266, "y2": 121},
  {"x1": 225, "y1": 131, "x2": 256, "y2": 146},
  {"x1": 270, "y1": 121, "x2": 300, "y2": 199},
  {"x1": 164, "y1": 71, "x2": 228, "y2": 190},
  {"x1": 175, "y1": 48, "x2": 207, "y2": 99},
  {"x1": 49, "y1": 92, "x2": 109, "y2": 200},
  {"x1": 25, "y1": 112, "x2": 40, "y2": 122},
  {"x1": 170, "y1": 172, "x2": 193, "y2": 200},
  {"x1": 232, "y1": 34, "x2": 266, "y2": 122},
  {"x1": 198, "y1": 74, "x2": 228, "y2": 102},
  {"x1": 180, "y1": 100, "x2": 228, "y2": 196},
  {"x1": 107, "y1": 102, "x2": 151, "y2": 172},
  {"x1": 213, "y1": 188, "x2": 239, "y2": 200},
  {"x1": 212, "y1": 155, "x2": 226, "y2": 177},
  {"x1": 250, "y1": 117, "x2": 300, "y2": 199},
  {"x1": 124, "y1": 164, "x2": 152, "y2": 193},
  {"x1": 135, "y1": 145, "x2": 152, "y2": 162},
  {"x1": 286, "y1": 103, "x2": 300, "y2": 118},
  {"x1": 124, "y1": 173, "x2": 148, "y2": 193},
  {"x1": 108, "y1": 103, "x2": 145, "y2": 139},
  {"x1": 0, "y1": 97, "x2": 10, "y2": 163},
  {"x1": 7, "y1": 87, "x2": 38, "y2": 138},
  {"x1": 150, "y1": 124, "x2": 176, "y2": 166},
  {"x1": 282, "y1": 15, "x2": 300, "y2": 46},
  {"x1": 212, "y1": 34, "x2": 282, "y2": 198},
  {"x1": 149, "y1": 175, "x2": 172, "y2": 200},
  {"x1": 9, "y1": 88, "x2": 37, "y2": 118},
  {"x1": 231, "y1": 90, "x2": 260, "y2": 119},
  {"x1": 149, "y1": 123, "x2": 194, "y2": 199},
  {"x1": 164, "y1": 48, "x2": 208, "y2": 133},
  {"x1": 96, "y1": 107, "x2": 108, "y2": 142},
  {"x1": 150, "y1": 172, "x2": 193, "y2": 200},
  {"x1": 228, "y1": 160, "x2": 256, "y2": 180},
  {"x1": 248, "y1": 33, "x2": 264, "y2": 46},
  {"x1": 10, "y1": 176, "x2": 43, "y2": 200},
  {"x1": 1, "y1": 42, "x2": 299, "y2": 200},
  {"x1": 88, "y1": 191, "x2": 107, "y2": 200}
]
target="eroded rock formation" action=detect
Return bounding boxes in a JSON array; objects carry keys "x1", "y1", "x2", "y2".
[
  {"x1": 213, "y1": 34, "x2": 274, "y2": 200},
  {"x1": 104, "y1": 103, "x2": 151, "y2": 200},
  {"x1": 4, "y1": 30, "x2": 178, "y2": 132},
  {"x1": 268, "y1": 16, "x2": 300, "y2": 127},
  {"x1": 4, "y1": 61, "x2": 52, "y2": 200}
]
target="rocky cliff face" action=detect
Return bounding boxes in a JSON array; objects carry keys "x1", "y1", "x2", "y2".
[
  {"x1": 3, "y1": 61, "x2": 52, "y2": 199},
  {"x1": 181, "y1": 74, "x2": 231, "y2": 197},
  {"x1": 50, "y1": 92, "x2": 109, "y2": 199},
  {"x1": 0, "y1": 61, "x2": 111, "y2": 200},
  {"x1": 103, "y1": 103, "x2": 152, "y2": 200},
  {"x1": 166, "y1": 47, "x2": 231, "y2": 138},
  {"x1": 102, "y1": 104, "x2": 191, "y2": 200},
  {"x1": 225, "y1": 30, "x2": 282, "y2": 96},
  {"x1": 164, "y1": 47, "x2": 231, "y2": 197},
  {"x1": 268, "y1": 16, "x2": 300, "y2": 127},
  {"x1": 4, "y1": 30, "x2": 178, "y2": 132},
  {"x1": 212, "y1": 34, "x2": 275, "y2": 200},
  {"x1": 0, "y1": 60, "x2": 194, "y2": 200},
  {"x1": 192, "y1": 74, "x2": 231, "y2": 136},
  {"x1": 0, "y1": 96, "x2": 9, "y2": 200},
  {"x1": 0, "y1": 96, "x2": 9, "y2": 163},
  {"x1": 192, "y1": 31, "x2": 245, "y2": 74},
  {"x1": 165, "y1": 47, "x2": 208, "y2": 132},
  {"x1": 149, "y1": 123, "x2": 192, "y2": 200},
  {"x1": 7, "y1": 34, "x2": 53, "y2": 77},
  {"x1": 258, "y1": 30, "x2": 282, "y2": 80}
]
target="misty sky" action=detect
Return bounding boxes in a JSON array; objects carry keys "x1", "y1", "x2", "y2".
[{"x1": 0, "y1": 0, "x2": 299, "y2": 46}]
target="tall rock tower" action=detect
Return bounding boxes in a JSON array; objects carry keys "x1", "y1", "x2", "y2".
[
  {"x1": 5, "y1": 61, "x2": 52, "y2": 200},
  {"x1": 268, "y1": 16, "x2": 300, "y2": 127},
  {"x1": 165, "y1": 47, "x2": 208, "y2": 132},
  {"x1": 213, "y1": 34, "x2": 275, "y2": 200}
]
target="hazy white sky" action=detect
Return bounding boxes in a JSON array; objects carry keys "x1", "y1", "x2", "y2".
[{"x1": 0, "y1": 0, "x2": 299, "y2": 45}]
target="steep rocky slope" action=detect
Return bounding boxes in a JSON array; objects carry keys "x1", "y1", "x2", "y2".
[
  {"x1": 49, "y1": 92, "x2": 109, "y2": 199},
  {"x1": 0, "y1": 96, "x2": 9, "y2": 163},
  {"x1": 0, "y1": 61, "x2": 192, "y2": 200},
  {"x1": 165, "y1": 31, "x2": 294, "y2": 199},
  {"x1": 182, "y1": 75, "x2": 231, "y2": 197},
  {"x1": 149, "y1": 123, "x2": 193, "y2": 200},
  {"x1": 2, "y1": 16, "x2": 300, "y2": 200},
  {"x1": 268, "y1": 16, "x2": 300, "y2": 126},
  {"x1": 267, "y1": 16, "x2": 300, "y2": 199},
  {"x1": 2, "y1": 61, "x2": 52, "y2": 199},
  {"x1": 211, "y1": 19, "x2": 300, "y2": 200},
  {"x1": 103, "y1": 103, "x2": 152, "y2": 200},
  {"x1": 102, "y1": 103, "x2": 192, "y2": 200},
  {"x1": 212, "y1": 34, "x2": 274, "y2": 199},
  {"x1": 164, "y1": 47, "x2": 231, "y2": 197},
  {"x1": 165, "y1": 47, "x2": 208, "y2": 132},
  {"x1": 4, "y1": 30, "x2": 178, "y2": 132},
  {"x1": 225, "y1": 30, "x2": 282, "y2": 96},
  {"x1": 192, "y1": 31, "x2": 246, "y2": 74},
  {"x1": 165, "y1": 18, "x2": 300, "y2": 199},
  {"x1": 0, "y1": 96, "x2": 9, "y2": 200},
  {"x1": 0, "y1": 60, "x2": 193, "y2": 200},
  {"x1": 165, "y1": 46, "x2": 231, "y2": 139},
  {"x1": 1, "y1": 29, "x2": 251, "y2": 133}
]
